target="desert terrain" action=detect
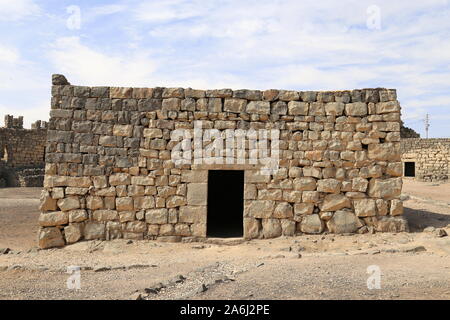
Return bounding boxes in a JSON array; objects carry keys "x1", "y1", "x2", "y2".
[{"x1": 0, "y1": 179, "x2": 449, "y2": 300}]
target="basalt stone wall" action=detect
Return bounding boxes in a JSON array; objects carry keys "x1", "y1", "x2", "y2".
[
  {"x1": 38, "y1": 74, "x2": 407, "y2": 249},
  {"x1": 0, "y1": 116, "x2": 47, "y2": 168},
  {"x1": 0, "y1": 115, "x2": 47, "y2": 187},
  {"x1": 401, "y1": 138, "x2": 450, "y2": 181},
  {"x1": 400, "y1": 123, "x2": 420, "y2": 138}
]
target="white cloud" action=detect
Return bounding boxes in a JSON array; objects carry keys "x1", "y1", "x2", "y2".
[
  {"x1": 133, "y1": 0, "x2": 206, "y2": 23},
  {"x1": 133, "y1": 0, "x2": 450, "y2": 137},
  {"x1": 48, "y1": 37, "x2": 158, "y2": 87},
  {"x1": 405, "y1": 96, "x2": 450, "y2": 111},
  {"x1": 135, "y1": 1, "x2": 450, "y2": 122},
  {"x1": 0, "y1": 44, "x2": 49, "y2": 129},
  {"x1": 90, "y1": 4, "x2": 126, "y2": 16},
  {"x1": 81, "y1": 4, "x2": 127, "y2": 23},
  {"x1": 0, "y1": 45, "x2": 19, "y2": 64},
  {"x1": 0, "y1": 0, "x2": 40, "y2": 21},
  {"x1": 0, "y1": 44, "x2": 46, "y2": 91}
]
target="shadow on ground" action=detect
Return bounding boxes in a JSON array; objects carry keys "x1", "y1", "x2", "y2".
[{"x1": 404, "y1": 206, "x2": 450, "y2": 232}]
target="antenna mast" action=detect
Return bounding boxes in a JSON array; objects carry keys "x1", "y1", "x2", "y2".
[{"x1": 424, "y1": 114, "x2": 430, "y2": 139}]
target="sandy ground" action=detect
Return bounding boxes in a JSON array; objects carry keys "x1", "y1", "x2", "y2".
[
  {"x1": 402, "y1": 178, "x2": 450, "y2": 203},
  {"x1": 0, "y1": 181, "x2": 449, "y2": 300},
  {"x1": 0, "y1": 187, "x2": 41, "y2": 250}
]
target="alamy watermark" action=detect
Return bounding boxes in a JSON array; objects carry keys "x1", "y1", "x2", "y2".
[
  {"x1": 366, "y1": 5, "x2": 381, "y2": 30},
  {"x1": 66, "y1": 265, "x2": 81, "y2": 290},
  {"x1": 66, "y1": 5, "x2": 81, "y2": 30},
  {"x1": 367, "y1": 265, "x2": 382, "y2": 290},
  {"x1": 170, "y1": 121, "x2": 280, "y2": 175}
]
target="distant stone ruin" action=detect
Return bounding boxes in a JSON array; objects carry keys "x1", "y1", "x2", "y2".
[
  {"x1": 401, "y1": 138, "x2": 450, "y2": 182},
  {"x1": 0, "y1": 115, "x2": 47, "y2": 187},
  {"x1": 399, "y1": 120, "x2": 449, "y2": 182},
  {"x1": 38, "y1": 74, "x2": 407, "y2": 248}
]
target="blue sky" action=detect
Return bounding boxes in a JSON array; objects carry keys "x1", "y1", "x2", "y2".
[{"x1": 0, "y1": 0, "x2": 449, "y2": 137}]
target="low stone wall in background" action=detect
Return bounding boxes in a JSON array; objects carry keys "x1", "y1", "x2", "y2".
[
  {"x1": 38, "y1": 74, "x2": 407, "y2": 249},
  {"x1": 401, "y1": 138, "x2": 450, "y2": 181},
  {"x1": 0, "y1": 115, "x2": 47, "y2": 187}
]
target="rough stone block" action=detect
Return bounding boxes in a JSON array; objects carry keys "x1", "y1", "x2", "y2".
[
  {"x1": 368, "y1": 178, "x2": 402, "y2": 200},
  {"x1": 376, "y1": 101, "x2": 400, "y2": 114},
  {"x1": 294, "y1": 203, "x2": 314, "y2": 218},
  {"x1": 352, "y1": 177, "x2": 369, "y2": 192},
  {"x1": 273, "y1": 202, "x2": 293, "y2": 219},
  {"x1": 68, "y1": 210, "x2": 88, "y2": 223},
  {"x1": 317, "y1": 179, "x2": 341, "y2": 193},
  {"x1": 109, "y1": 173, "x2": 131, "y2": 186},
  {"x1": 321, "y1": 194, "x2": 351, "y2": 211},
  {"x1": 64, "y1": 224, "x2": 82, "y2": 244},
  {"x1": 244, "y1": 217, "x2": 261, "y2": 239},
  {"x1": 179, "y1": 206, "x2": 206, "y2": 223},
  {"x1": 84, "y1": 222, "x2": 106, "y2": 240},
  {"x1": 281, "y1": 219, "x2": 296, "y2": 236},
  {"x1": 93, "y1": 210, "x2": 119, "y2": 221},
  {"x1": 261, "y1": 219, "x2": 282, "y2": 238},
  {"x1": 246, "y1": 101, "x2": 270, "y2": 114},
  {"x1": 245, "y1": 200, "x2": 275, "y2": 219},
  {"x1": 345, "y1": 102, "x2": 367, "y2": 116},
  {"x1": 40, "y1": 190, "x2": 58, "y2": 212},
  {"x1": 326, "y1": 211, "x2": 361, "y2": 234},
  {"x1": 57, "y1": 197, "x2": 80, "y2": 211},
  {"x1": 353, "y1": 199, "x2": 377, "y2": 217},
  {"x1": 288, "y1": 102, "x2": 308, "y2": 116},
  {"x1": 39, "y1": 227, "x2": 65, "y2": 249},
  {"x1": 300, "y1": 214, "x2": 324, "y2": 234},
  {"x1": 39, "y1": 211, "x2": 69, "y2": 227},
  {"x1": 110, "y1": 87, "x2": 133, "y2": 98},
  {"x1": 113, "y1": 125, "x2": 133, "y2": 137},
  {"x1": 145, "y1": 209, "x2": 168, "y2": 224},
  {"x1": 368, "y1": 143, "x2": 401, "y2": 161},
  {"x1": 187, "y1": 183, "x2": 207, "y2": 205},
  {"x1": 325, "y1": 102, "x2": 345, "y2": 116}
]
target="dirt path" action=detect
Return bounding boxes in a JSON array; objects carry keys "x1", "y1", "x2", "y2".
[
  {"x1": 402, "y1": 179, "x2": 450, "y2": 203},
  {"x1": 0, "y1": 187, "x2": 41, "y2": 250},
  {"x1": 0, "y1": 235, "x2": 449, "y2": 300},
  {"x1": 402, "y1": 180, "x2": 450, "y2": 232},
  {"x1": 0, "y1": 182, "x2": 449, "y2": 300}
]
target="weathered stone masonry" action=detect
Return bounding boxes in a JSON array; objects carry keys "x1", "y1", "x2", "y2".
[
  {"x1": 38, "y1": 74, "x2": 407, "y2": 248},
  {"x1": 0, "y1": 115, "x2": 47, "y2": 187},
  {"x1": 401, "y1": 138, "x2": 450, "y2": 182}
]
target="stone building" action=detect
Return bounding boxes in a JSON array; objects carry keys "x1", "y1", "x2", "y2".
[
  {"x1": 401, "y1": 138, "x2": 450, "y2": 181},
  {"x1": 38, "y1": 74, "x2": 407, "y2": 248},
  {"x1": 0, "y1": 115, "x2": 47, "y2": 187}
]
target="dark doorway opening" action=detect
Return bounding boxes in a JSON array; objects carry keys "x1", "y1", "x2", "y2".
[
  {"x1": 405, "y1": 162, "x2": 415, "y2": 177},
  {"x1": 207, "y1": 170, "x2": 244, "y2": 238}
]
